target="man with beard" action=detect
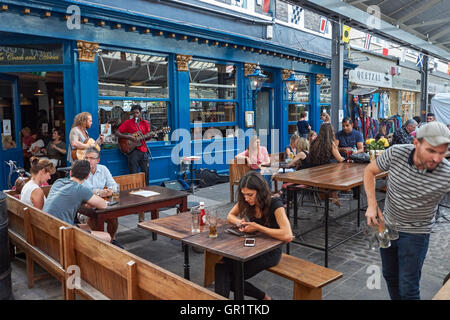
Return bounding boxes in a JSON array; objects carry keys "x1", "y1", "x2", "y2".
[{"x1": 363, "y1": 121, "x2": 450, "y2": 300}]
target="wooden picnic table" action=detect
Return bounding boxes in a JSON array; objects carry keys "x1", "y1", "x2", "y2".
[
  {"x1": 139, "y1": 212, "x2": 283, "y2": 300},
  {"x1": 273, "y1": 162, "x2": 387, "y2": 267},
  {"x1": 80, "y1": 185, "x2": 188, "y2": 240},
  {"x1": 183, "y1": 225, "x2": 284, "y2": 300}
]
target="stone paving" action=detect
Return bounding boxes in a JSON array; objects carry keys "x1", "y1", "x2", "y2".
[{"x1": 9, "y1": 182, "x2": 450, "y2": 300}]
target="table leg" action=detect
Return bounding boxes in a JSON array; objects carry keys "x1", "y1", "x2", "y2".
[
  {"x1": 183, "y1": 243, "x2": 190, "y2": 280},
  {"x1": 233, "y1": 261, "x2": 244, "y2": 300},
  {"x1": 324, "y1": 191, "x2": 329, "y2": 268},
  {"x1": 94, "y1": 216, "x2": 106, "y2": 232},
  {"x1": 180, "y1": 196, "x2": 188, "y2": 213},
  {"x1": 357, "y1": 186, "x2": 361, "y2": 228},
  {"x1": 293, "y1": 189, "x2": 298, "y2": 227},
  {"x1": 151, "y1": 209, "x2": 159, "y2": 240}
]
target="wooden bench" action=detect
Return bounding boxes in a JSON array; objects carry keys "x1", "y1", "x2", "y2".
[
  {"x1": 267, "y1": 253, "x2": 342, "y2": 300},
  {"x1": 6, "y1": 190, "x2": 71, "y2": 297},
  {"x1": 433, "y1": 278, "x2": 450, "y2": 300},
  {"x1": 6, "y1": 189, "x2": 225, "y2": 300},
  {"x1": 61, "y1": 226, "x2": 225, "y2": 300},
  {"x1": 203, "y1": 252, "x2": 342, "y2": 300},
  {"x1": 113, "y1": 172, "x2": 146, "y2": 222}
]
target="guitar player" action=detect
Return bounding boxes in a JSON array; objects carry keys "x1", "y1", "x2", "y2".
[
  {"x1": 68, "y1": 112, "x2": 105, "y2": 163},
  {"x1": 115, "y1": 105, "x2": 150, "y2": 185}
]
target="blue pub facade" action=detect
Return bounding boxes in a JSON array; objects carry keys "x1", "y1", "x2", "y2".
[{"x1": 0, "y1": 0, "x2": 355, "y2": 188}]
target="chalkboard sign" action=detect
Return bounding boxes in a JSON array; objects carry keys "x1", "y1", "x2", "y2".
[{"x1": 0, "y1": 44, "x2": 63, "y2": 65}]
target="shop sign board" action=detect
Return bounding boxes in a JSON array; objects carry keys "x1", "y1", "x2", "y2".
[
  {"x1": 392, "y1": 77, "x2": 420, "y2": 92},
  {"x1": 349, "y1": 68, "x2": 392, "y2": 88},
  {"x1": 0, "y1": 44, "x2": 63, "y2": 65}
]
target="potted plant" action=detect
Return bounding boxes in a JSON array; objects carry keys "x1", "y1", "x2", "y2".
[{"x1": 366, "y1": 138, "x2": 389, "y2": 160}]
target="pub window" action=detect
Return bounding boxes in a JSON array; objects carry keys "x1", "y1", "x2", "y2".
[
  {"x1": 287, "y1": 74, "x2": 310, "y2": 135},
  {"x1": 320, "y1": 76, "x2": 331, "y2": 118},
  {"x1": 97, "y1": 50, "x2": 169, "y2": 148},
  {"x1": 189, "y1": 59, "x2": 237, "y2": 140}
]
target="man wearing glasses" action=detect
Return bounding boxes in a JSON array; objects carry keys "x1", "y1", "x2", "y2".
[{"x1": 82, "y1": 147, "x2": 120, "y2": 242}]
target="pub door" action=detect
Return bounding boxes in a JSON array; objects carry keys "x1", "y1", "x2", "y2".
[{"x1": 0, "y1": 73, "x2": 23, "y2": 190}]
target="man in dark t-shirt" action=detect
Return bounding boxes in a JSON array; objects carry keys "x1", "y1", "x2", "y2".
[
  {"x1": 296, "y1": 112, "x2": 311, "y2": 139},
  {"x1": 335, "y1": 117, "x2": 364, "y2": 155}
]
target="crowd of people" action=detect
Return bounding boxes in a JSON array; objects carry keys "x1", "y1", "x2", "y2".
[{"x1": 10, "y1": 106, "x2": 450, "y2": 301}]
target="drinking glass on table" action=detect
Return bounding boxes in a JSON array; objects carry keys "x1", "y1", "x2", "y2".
[
  {"x1": 112, "y1": 183, "x2": 120, "y2": 201},
  {"x1": 206, "y1": 208, "x2": 218, "y2": 238},
  {"x1": 191, "y1": 206, "x2": 201, "y2": 233}
]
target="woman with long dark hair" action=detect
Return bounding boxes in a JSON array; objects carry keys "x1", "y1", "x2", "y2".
[
  {"x1": 309, "y1": 123, "x2": 344, "y2": 166},
  {"x1": 214, "y1": 171, "x2": 293, "y2": 300},
  {"x1": 309, "y1": 123, "x2": 344, "y2": 206}
]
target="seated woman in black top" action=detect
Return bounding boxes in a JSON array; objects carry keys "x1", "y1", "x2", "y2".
[
  {"x1": 287, "y1": 137, "x2": 311, "y2": 170},
  {"x1": 215, "y1": 171, "x2": 293, "y2": 300},
  {"x1": 309, "y1": 123, "x2": 344, "y2": 206}
]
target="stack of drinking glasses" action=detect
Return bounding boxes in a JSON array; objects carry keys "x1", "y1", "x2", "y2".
[{"x1": 361, "y1": 210, "x2": 399, "y2": 250}]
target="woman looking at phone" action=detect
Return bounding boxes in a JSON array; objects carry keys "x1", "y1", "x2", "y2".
[{"x1": 214, "y1": 171, "x2": 293, "y2": 300}]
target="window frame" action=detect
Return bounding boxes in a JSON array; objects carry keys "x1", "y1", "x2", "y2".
[
  {"x1": 97, "y1": 47, "x2": 171, "y2": 145},
  {"x1": 188, "y1": 58, "x2": 238, "y2": 140}
]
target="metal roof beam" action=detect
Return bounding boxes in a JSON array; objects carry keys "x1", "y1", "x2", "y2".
[
  {"x1": 291, "y1": 0, "x2": 449, "y2": 60},
  {"x1": 406, "y1": 16, "x2": 450, "y2": 29},
  {"x1": 397, "y1": 0, "x2": 444, "y2": 24},
  {"x1": 430, "y1": 26, "x2": 450, "y2": 42}
]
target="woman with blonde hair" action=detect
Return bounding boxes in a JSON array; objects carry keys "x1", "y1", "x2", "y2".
[
  {"x1": 20, "y1": 157, "x2": 56, "y2": 209},
  {"x1": 69, "y1": 112, "x2": 104, "y2": 162},
  {"x1": 285, "y1": 134, "x2": 299, "y2": 160},
  {"x1": 287, "y1": 137, "x2": 311, "y2": 170},
  {"x1": 235, "y1": 135, "x2": 273, "y2": 188}
]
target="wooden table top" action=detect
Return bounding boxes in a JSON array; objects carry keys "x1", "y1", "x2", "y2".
[
  {"x1": 273, "y1": 162, "x2": 387, "y2": 191},
  {"x1": 138, "y1": 211, "x2": 226, "y2": 241},
  {"x1": 89, "y1": 185, "x2": 188, "y2": 214},
  {"x1": 182, "y1": 225, "x2": 284, "y2": 263}
]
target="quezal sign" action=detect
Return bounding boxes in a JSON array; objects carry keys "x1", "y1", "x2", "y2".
[{"x1": 349, "y1": 68, "x2": 392, "y2": 88}]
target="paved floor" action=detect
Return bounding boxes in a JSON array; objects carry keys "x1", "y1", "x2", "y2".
[{"x1": 9, "y1": 182, "x2": 450, "y2": 300}]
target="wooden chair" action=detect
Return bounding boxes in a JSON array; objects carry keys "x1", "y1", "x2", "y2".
[
  {"x1": 61, "y1": 227, "x2": 225, "y2": 300},
  {"x1": 113, "y1": 172, "x2": 146, "y2": 222},
  {"x1": 228, "y1": 159, "x2": 251, "y2": 203}
]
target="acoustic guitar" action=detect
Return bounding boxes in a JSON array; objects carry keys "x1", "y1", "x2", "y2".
[
  {"x1": 71, "y1": 123, "x2": 110, "y2": 160},
  {"x1": 118, "y1": 127, "x2": 170, "y2": 155}
]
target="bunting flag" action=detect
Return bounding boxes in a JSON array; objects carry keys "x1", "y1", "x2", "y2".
[
  {"x1": 342, "y1": 25, "x2": 351, "y2": 43},
  {"x1": 319, "y1": 17, "x2": 327, "y2": 33},
  {"x1": 364, "y1": 33, "x2": 372, "y2": 50},
  {"x1": 400, "y1": 47, "x2": 407, "y2": 62},
  {"x1": 263, "y1": 0, "x2": 272, "y2": 13},
  {"x1": 289, "y1": 5, "x2": 303, "y2": 25},
  {"x1": 382, "y1": 47, "x2": 389, "y2": 56},
  {"x1": 232, "y1": 0, "x2": 247, "y2": 8},
  {"x1": 416, "y1": 53, "x2": 423, "y2": 68}
]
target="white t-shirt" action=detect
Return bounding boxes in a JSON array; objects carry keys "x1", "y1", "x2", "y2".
[{"x1": 21, "y1": 180, "x2": 45, "y2": 207}]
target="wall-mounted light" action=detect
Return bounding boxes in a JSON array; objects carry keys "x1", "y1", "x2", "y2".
[{"x1": 248, "y1": 63, "x2": 267, "y2": 93}]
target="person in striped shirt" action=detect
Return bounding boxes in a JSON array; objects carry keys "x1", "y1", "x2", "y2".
[{"x1": 363, "y1": 121, "x2": 450, "y2": 300}]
